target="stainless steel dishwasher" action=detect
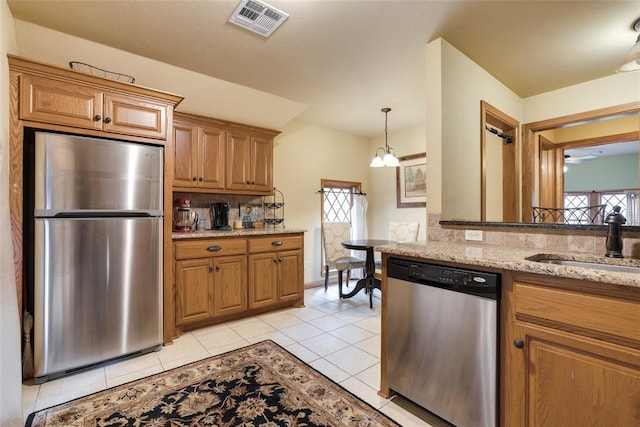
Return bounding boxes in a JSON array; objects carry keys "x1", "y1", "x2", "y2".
[{"x1": 386, "y1": 257, "x2": 500, "y2": 427}]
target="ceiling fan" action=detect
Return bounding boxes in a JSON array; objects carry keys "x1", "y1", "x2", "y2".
[{"x1": 564, "y1": 153, "x2": 597, "y2": 164}]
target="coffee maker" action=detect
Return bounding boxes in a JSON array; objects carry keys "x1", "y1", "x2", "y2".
[{"x1": 210, "y1": 202, "x2": 231, "y2": 230}]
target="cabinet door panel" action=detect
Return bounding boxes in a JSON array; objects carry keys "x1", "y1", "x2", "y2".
[
  {"x1": 526, "y1": 331, "x2": 640, "y2": 427},
  {"x1": 226, "y1": 131, "x2": 251, "y2": 190},
  {"x1": 104, "y1": 93, "x2": 167, "y2": 139},
  {"x1": 213, "y1": 255, "x2": 247, "y2": 316},
  {"x1": 251, "y1": 135, "x2": 273, "y2": 192},
  {"x1": 173, "y1": 120, "x2": 199, "y2": 187},
  {"x1": 278, "y1": 250, "x2": 302, "y2": 303},
  {"x1": 199, "y1": 125, "x2": 226, "y2": 189},
  {"x1": 175, "y1": 259, "x2": 213, "y2": 326},
  {"x1": 20, "y1": 74, "x2": 102, "y2": 130},
  {"x1": 248, "y1": 253, "x2": 278, "y2": 309}
]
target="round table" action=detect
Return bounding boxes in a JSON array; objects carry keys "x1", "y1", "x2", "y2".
[{"x1": 341, "y1": 239, "x2": 395, "y2": 308}]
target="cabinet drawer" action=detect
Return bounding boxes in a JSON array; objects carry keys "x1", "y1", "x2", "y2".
[
  {"x1": 175, "y1": 238, "x2": 246, "y2": 260},
  {"x1": 514, "y1": 283, "x2": 640, "y2": 343},
  {"x1": 248, "y1": 235, "x2": 302, "y2": 253}
]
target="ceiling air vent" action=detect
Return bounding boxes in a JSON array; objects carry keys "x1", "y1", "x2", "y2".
[{"x1": 228, "y1": 0, "x2": 289, "y2": 37}]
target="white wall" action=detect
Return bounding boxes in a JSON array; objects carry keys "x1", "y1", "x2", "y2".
[
  {"x1": 367, "y1": 124, "x2": 428, "y2": 241},
  {"x1": 437, "y1": 39, "x2": 522, "y2": 221},
  {"x1": 13, "y1": 20, "x2": 306, "y2": 131},
  {"x1": 0, "y1": 1, "x2": 22, "y2": 425},
  {"x1": 523, "y1": 72, "x2": 640, "y2": 123},
  {"x1": 273, "y1": 120, "x2": 371, "y2": 283}
]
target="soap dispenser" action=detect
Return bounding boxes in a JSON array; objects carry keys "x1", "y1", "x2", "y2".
[{"x1": 604, "y1": 206, "x2": 626, "y2": 258}]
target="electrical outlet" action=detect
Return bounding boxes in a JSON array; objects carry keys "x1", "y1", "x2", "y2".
[{"x1": 465, "y1": 230, "x2": 483, "y2": 241}]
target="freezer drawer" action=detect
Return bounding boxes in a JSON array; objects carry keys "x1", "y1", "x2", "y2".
[
  {"x1": 34, "y1": 132, "x2": 164, "y2": 216},
  {"x1": 33, "y1": 217, "x2": 163, "y2": 379}
]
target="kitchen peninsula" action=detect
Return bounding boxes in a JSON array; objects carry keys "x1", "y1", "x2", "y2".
[{"x1": 376, "y1": 241, "x2": 640, "y2": 426}]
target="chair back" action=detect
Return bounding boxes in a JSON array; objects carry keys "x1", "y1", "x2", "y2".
[
  {"x1": 388, "y1": 222, "x2": 420, "y2": 242},
  {"x1": 321, "y1": 222, "x2": 352, "y2": 262}
]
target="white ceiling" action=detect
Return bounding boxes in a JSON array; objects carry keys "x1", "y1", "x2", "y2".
[{"x1": 7, "y1": 0, "x2": 640, "y2": 137}]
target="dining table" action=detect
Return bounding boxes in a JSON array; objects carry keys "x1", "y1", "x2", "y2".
[{"x1": 340, "y1": 239, "x2": 396, "y2": 308}]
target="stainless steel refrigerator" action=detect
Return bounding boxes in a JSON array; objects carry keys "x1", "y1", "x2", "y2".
[{"x1": 32, "y1": 131, "x2": 164, "y2": 381}]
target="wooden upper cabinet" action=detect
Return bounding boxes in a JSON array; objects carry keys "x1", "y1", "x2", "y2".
[
  {"x1": 20, "y1": 74, "x2": 170, "y2": 140},
  {"x1": 173, "y1": 117, "x2": 225, "y2": 189},
  {"x1": 171, "y1": 112, "x2": 278, "y2": 195},
  {"x1": 103, "y1": 93, "x2": 167, "y2": 139},
  {"x1": 199, "y1": 124, "x2": 226, "y2": 190},
  {"x1": 173, "y1": 119, "x2": 200, "y2": 187},
  {"x1": 226, "y1": 131, "x2": 252, "y2": 191},
  {"x1": 20, "y1": 74, "x2": 103, "y2": 130},
  {"x1": 226, "y1": 131, "x2": 273, "y2": 193},
  {"x1": 251, "y1": 135, "x2": 274, "y2": 193}
]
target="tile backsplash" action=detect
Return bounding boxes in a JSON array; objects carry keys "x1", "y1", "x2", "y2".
[{"x1": 428, "y1": 213, "x2": 640, "y2": 259}]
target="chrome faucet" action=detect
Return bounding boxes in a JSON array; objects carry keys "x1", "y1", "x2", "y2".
[{"x1": 604, "y1": 206, "x2": 626, "y2": 258}]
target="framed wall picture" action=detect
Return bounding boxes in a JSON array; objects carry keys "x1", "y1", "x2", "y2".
[{"x1": 396, "y1": 153, "x2": 427, "y2": 208}]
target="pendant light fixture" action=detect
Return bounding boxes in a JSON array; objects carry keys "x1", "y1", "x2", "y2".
[
  {"x1": 618, "y1": 17, "x2": 640, "y2": 72},
  {"x1": 369, "y1": 107, "x2": 400, "y2": 167}
]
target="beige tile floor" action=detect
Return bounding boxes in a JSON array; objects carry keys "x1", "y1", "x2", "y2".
[{"x1": 22, "y1": 284, "x2": 442, "y2": 426}]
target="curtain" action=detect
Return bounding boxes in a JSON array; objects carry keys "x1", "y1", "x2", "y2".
[{"x1": 351, "y1": 194, "x2": 368, "y2": 267}]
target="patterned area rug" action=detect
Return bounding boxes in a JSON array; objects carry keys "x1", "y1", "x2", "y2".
[{"x1": 26, "y1": 340, "x2": 400, "y2": 426}]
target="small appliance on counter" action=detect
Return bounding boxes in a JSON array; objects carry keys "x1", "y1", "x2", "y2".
[
  {"x1": 174, "y1": 197, "x2": 198, "y2": 232},
  {"x1": 211, "y1": 202, "x2": 232, "y2": 230}
]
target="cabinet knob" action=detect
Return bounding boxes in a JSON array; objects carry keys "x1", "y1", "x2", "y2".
[
  {"x1": 273, "y1": 258, "x2": 278, "y2": 263},
  {"x1": 514, "y1": 339, "x2": 524, "y2": 349},
  {"x1": 192, "y1": 176, "x2": 197, "y2": 181},
  {"x1": 215, "y1": 265, "x2": 220, "y2": 271},
  {"x1": 103, "y1": 117, "x2": 112, "y2": 124},
  {"x1": 208, "y1": 266, "x2": 214, "y2": 272},
  {"x1": 93, "y1": 114, "x2": 102, "y2": 121},
  {"x1": 199, "y1": 177, "x2": 204, "y2": 182},
  {"x1": 251, "y1": 181, "x2": 256, "y2": 185},
  {"x1": 246, "y1": 181, "x2": 251, "y2": 185}
]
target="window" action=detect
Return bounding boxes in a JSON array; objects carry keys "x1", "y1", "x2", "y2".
[
  {"x1": 320, "y1": 179, "x2": 361, "y2": 223},
  {"x1": 320, "y1": 179, "x2": 363, "y2": 276},
  {"x1": 564, "y1": 189, "x2": 639, "y2": 225}
]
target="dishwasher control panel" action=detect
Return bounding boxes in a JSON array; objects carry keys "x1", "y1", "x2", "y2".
[{"x1": 389, "y1": 257, "x2": 499, "y2": 298}]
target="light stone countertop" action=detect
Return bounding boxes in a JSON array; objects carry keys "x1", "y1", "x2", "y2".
[
  {"x1": 376, "y1": 241, "x2": 640, "y2": 288},
  {"x1": 172, "y1": 227, "x2": 306, "y2": 240}
]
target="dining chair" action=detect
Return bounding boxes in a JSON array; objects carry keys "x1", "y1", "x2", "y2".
[
  {"x1": 375, "y1": 222, "x2": 420, "y2": 275},
  {"x1": 388, "y1": 221, "x2": 420, "y2": 242},
  {"x1": 321, "y1": 222, "x2": 366, "y2": 292}
]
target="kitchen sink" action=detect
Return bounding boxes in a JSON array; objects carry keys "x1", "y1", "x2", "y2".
[{"x1": 526, "y1": 254, "x2": 640, "y2": 274}]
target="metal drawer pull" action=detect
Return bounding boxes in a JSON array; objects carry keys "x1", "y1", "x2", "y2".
[
  {"x1": 271, "y1": 241, "x2": 283, "y2": 246},
  {"x1": 206, "y1": 245, "x2": 222, "y2": 252}
]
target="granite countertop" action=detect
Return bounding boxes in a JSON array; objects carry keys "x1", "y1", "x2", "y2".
[
  {"x1": 376, "y1": 241, "x2": 640, "y2": 288},
  {"x1": 172, "y1": 227, "x2": 306, "y2": 240}
]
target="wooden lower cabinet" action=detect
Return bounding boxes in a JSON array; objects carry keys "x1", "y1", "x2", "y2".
[
  {"x1": 174, "y1": 238, "x2": 247, "y2": 328},
  {"x1": 175, "y1": 258, "x2": 214, "y2": 325},
  {"x1": 248, "y1": 249, "x2": 303, "y2": 309},
  {"x1": 502, "y1": 272, "x2": 640, "y2": 426},
  {"x1": 175, "y1": 254, "x2": 247, "y2": 326},
  {"x1": 174, "y1": 233, "x2": 304, "y2": 332},
  {"x1": 248, "y1": 235, "x2": 304, "y2": 309}
]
